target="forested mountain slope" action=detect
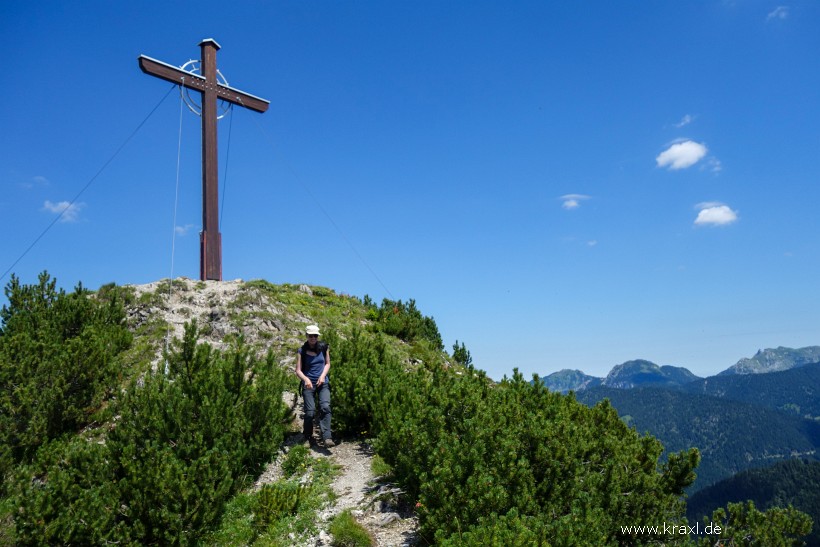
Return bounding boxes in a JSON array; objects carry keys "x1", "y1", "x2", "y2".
[
  {"x1": 675, "y1": 363, "x2": 820, "y2": 420},
  {"x1": 576, "y1": 386, "x2": 820, "y2": 492},
  {"x1": 687, "y1": 459, "x2": 820, "y2": 546}
]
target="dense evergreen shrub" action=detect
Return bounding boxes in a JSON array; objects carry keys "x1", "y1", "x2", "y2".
[
  {"x1": 0, "y1": 272, "x2": 131, "y2": 491},
  {"x1": 694, "y1": 500, "x2": 812, "y2": 546},
  {"x1": 328, "y1": 329, "x2": 406, "y2": 437},
  {"x1": 365, "y1": 298, "x2": 443, "y2": 350},
  {"x1": 12, "y1": 322, "x2": 289, "y2": 545},
  {"x1": 13, "y1": 437, "x2": 124, "y2": 543},
  {"x1": 451, "y1": 340, "x2": 472, "y2": 366},
  {"x1": 326, "y1": 327, "x2": 704, "y2": 544},
  {"x1": 255, "y1": 482, "x2": 311, "y2": 527}
]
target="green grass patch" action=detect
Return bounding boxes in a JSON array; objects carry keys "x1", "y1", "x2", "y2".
[
  {"x1": 371, "y1": 454, "x2": 393, "y2": 479},
  {"x1": 281, "y1": 445, "x2": 311, "y2": 478},
  {"x1": 208, "y1": 452, "x2": 341, "y2": 546},
  {"x1": 329, "y1": 510, "x2": 374, "y2": 547}
]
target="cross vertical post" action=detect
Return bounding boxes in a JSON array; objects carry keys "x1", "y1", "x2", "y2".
[
  {"x1": 138, "y1": 39, "x2": 269, "y2": 281},
  {"x1": 200, "y1": 39, "x2": 221, "y2": 281}
]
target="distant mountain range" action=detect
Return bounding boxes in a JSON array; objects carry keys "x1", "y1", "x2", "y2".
[{"x1": 537, "y1": 346, "x2": 820, "y2": 393}]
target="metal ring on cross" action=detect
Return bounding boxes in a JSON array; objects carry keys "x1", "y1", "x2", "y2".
[{"x1": 179, "y1": 59, "x2": 232, "y2": 119}]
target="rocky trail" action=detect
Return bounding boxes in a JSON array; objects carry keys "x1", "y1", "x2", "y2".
[
  {"x1": 252, "y1": 395, "x2": 419, "y2": 546},
  {"x1": 316, "y1": 439, "x2": 417, "y2": 546}
]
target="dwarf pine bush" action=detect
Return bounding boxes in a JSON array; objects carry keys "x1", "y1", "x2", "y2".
[
  {"x1": 325, "y1": 328, "x2": 703, "y2": 545},
  {"x1": 255, "y1": 482, "x2": 311, "y2": 528},
  {"x1": 366, "y1": 298, "x2": 443, "y2": 351},
  {"x1": 12, "y1": 322, "x2": 289, "y2": 545},
  {"x1": 0, "y1": 272, "x2": 132, "y2": 493}
]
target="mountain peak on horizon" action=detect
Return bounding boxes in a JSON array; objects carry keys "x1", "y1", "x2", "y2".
[
  {"x1": 536, "y1": 369, "x2": 602, "y2": 394},
  {"x1": 718, "y1": 346, "x2": 820, "y2": 375},
  {"x1": 537, "y1": 360, "x2": 699, "y2": 392},
  {"x1": 603, "y1": 359, "x2": 700, "y2": 389}
]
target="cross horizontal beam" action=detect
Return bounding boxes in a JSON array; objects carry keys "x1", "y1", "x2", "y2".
[{"x1": 138, "y1": 55, "x2": 270, "y2": 113}]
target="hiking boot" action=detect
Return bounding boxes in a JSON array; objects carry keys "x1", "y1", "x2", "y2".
[
  {"x1": 301, "y1": 434, "x2": 315, "y2": 445},
  {"x1": 323, "y1": 438, "x2": 335, "y2": 448}
]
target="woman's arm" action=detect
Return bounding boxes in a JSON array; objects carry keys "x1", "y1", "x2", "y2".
[
  {"x1": 317, "y1": 349, "x2": 330, "y2": 386},
  {"x1": 295, "y1": 351, "x2": 313, "y2": 389}
]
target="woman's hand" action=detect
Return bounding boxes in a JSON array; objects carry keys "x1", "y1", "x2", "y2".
[
  {"x1": 304, "y1": 379, "x2": 314, "y2": 390},
  {"x1": 317, "y1": 375, "x2": 326, "y2": 386}
]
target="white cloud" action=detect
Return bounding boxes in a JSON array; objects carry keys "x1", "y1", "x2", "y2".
[
  {"x1": 560, "y1": 193, "x2": 591, "y2": 210},
  {"x1": 42, "y1": 200, "x2": 84, "y2": 222},
  {"x1": 767, "y1": 6, "x2": 789, "y2": 21},
  {"x1": 674, "y1": 114, "x2": 694, "y2": 128},
  {"x1": 587, "y1": 240, "x2": 598, "y2": 247},
  {"x1": 656, "y1": 140, "x2": 708, "y2": 170},
  {"x1": 694, "y1": 203, "x2": 738, "y2": 226},
  {"x1": 175, "y1": 223, "x2": 196, "y2": 236},
  {"x1": 707, "y1": 157, "x2": 723, "y2": 173}
]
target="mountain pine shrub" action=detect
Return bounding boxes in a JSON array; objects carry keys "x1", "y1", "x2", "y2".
[
  {"x1": 367, "y1": 298, "x2": 443, "y2": 350},
  {"x1": 12, "y1": 321, "x2": 289, "y2": 545},
  {"x1": 323, "y1": 327, "x2": 704, "y2": 545},
  {"x1": 695, "y1": 500, "x2": 812, "y2": 546},
  {"x1": 255, "y1": 482, "x2": 311, "y2": 528},
  {"x1": 0, "y1": 272, "x2": 131, "y2": 492},
  {"x1": 452, "y1": 340, "x2": 473, "y2": 366}
]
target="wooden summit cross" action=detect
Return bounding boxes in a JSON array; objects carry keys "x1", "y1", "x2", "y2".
[{"x1": 138, "y1": 39, "x2": 269, "y2": 281}]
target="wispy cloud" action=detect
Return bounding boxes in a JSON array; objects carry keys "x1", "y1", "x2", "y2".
[
  {"x1": 656, "y1": 140, "x2": 708, "y2": 170},
  {"x1": 20, "y1": 175, "x2": 50, "y2": 190},
  {"x1": 560, "y1": 194, "x2": 591, "y2": 210},
  {"x1": 767, "y1": 6, "x2": 789, "y2": 21},
  {"x1": 42, "y1": 200, "x2": 84, "y2": 222},
  {"x1": 674, "y1": 114, "x2": 695, "y2": 128},
  {"x1": 694, "y1": 202, "x2": 738, "y2": 226},
  {"x1": 706, "y1": 157, "x2": 723, "y2": 173},
  {"x1": 175, "y1": 223, "x2": 196, "y2": 236}
]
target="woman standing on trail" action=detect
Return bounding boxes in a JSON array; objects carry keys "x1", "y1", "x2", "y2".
[{"x1": 295, "y1": 324, "x2": 334, "y2": 448}]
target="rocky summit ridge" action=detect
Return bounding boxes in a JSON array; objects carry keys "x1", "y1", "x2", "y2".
[
  {"x1": 121, "y1": 277, "x2": 371, "y2": 372},
  {"x1": 718, "y1": 346, "x2": 820, "y2": 376}
]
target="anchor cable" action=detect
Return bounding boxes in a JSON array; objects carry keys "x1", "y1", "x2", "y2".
[
  {"x1": 241, "y1": 103, "x2": 395, "y2": 300},
  {"x1": 220, "y1": 104, "x2": 235, "y2": 227},
  {"x1": 0, "y1": 85, "x2": 178, "y2": 283},
  {"x1": 164, "y1": 82, "x2": 187, "y2": 374}
]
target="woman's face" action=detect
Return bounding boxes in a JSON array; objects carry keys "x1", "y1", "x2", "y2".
[{"x1": 307, "y1": 334, "x2": 319, "y2": 345}]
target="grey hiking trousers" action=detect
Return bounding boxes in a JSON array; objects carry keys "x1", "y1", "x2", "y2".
[{"x1": 302, "y1": 381, "x2": 332, "y2": 441}]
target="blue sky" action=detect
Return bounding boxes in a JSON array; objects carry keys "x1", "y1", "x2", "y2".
[{"x1": 2, "y1": 1, "x2": 819, "y2": 380}]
